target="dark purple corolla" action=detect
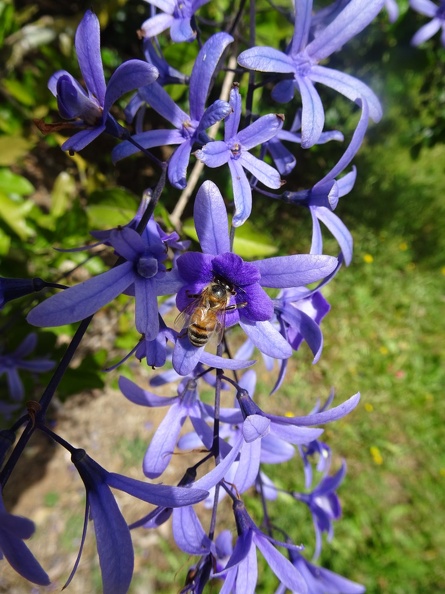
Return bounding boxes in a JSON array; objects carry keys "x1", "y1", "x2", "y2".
[
  {"x1": 48, "y1": 10, "x2": 158, "y2": 152},
  {"x1": 195, "y1": 86, "x2": 284, "y2": 226},
  {"x1": 172, "y1": 181, "x2": 338, "y2": 375},
  {"x1": 112, "y1": 33, "x2": 233, "y2": 190},
  {"x1": 0, "y1": 489, "x2": 50, "y2": 586},
  {"x1": 0, "y1": 333, "x2": 54, "y2": 401},
  {"x1": 27, "y1": 220, "x2": 182, "y2": 341},
  {"x1": 69, "y1": 449, "x2": 208, "y2": 594},
  {"x1": 141, "y1": 0, "x2": 211, "y2": 42},
  {"x1": 410, "y1": 0, "x2": 445, "y2": 45},
  {"x1": 237, "y1": 0, "x2": 383, "y2": 147}
]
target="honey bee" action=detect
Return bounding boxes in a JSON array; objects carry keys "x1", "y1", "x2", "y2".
[{"x1": 175, "y1": 276, "x2": 246, "y2": 347}]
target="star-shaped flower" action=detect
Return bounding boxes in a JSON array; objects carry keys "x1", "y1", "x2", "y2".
[
  {"x1": 238, "y1": 0, "x2": 383, "y2": 147},
  {"x1": 195, "y1": 86, "x2": 284, "y2": 226},
  {"x1": 410, "y1": 0, "x2": 445, "y2": 46},
  {"x1": 172, "y1": 181, "x2": 338, "y2": 375},
  {"x1": 48, "y1": 10, "x2": 159, "y2": 152},
  {"x1": 141, "y1": 0, "x2": 212, "y2": 42},
  {"x1": 112, "y1": 33, "x2": 233, "y2": 189}
]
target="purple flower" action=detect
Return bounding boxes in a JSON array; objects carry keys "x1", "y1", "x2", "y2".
[
  {"x1": 294, "y1": 462, "x2": 346, "y2": 559},
  {"x1": 172, "y1": 181, "x2": 338, "y2": 375},
  {"x1": 410, "y1": 0, "x2": 445, "y2": 46},
  {"x1": 275, "y1": 549, "x2": 365, "y2": 594},
  {"x1": 112, "y1": 33, "x2": 233, "y2": 189},
  {"x1": 141, "y1": 0, "x2": 212, "y2": 42},
  {"x1": 48, "y1": 10, "x2": 158, "y2": 152},
  {"x1": 385, "y1": 0, "x2": 400, "y2": 22},
  {"x1": 69, "y1": 448, "x2": 208, "y2": 594},
  {"x1": 27, "y1": 222, "x2": 182, "y2": 341},
  {"x1": 282, "y1": 98, "x2": 370, "y2": 266},
  {"x1": 237, "y1": 0, "x2": 383, "y2": 147},
  {"x1": 0, "y1": 333, "x2": 54, "y2": 401},
  {"x1": 195, "y1": 86, "x2": 284, "y2": 226},
  {"x1": 216, "y1": 499, "x2": 307, "y2": 594},
  {"x1": 0, "y1": 488, "x2": 50, "y2": 586}
]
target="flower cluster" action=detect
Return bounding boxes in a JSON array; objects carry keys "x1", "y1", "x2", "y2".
[{"x1": 0, "y1": 1, "x2": 397, "y2": 593}]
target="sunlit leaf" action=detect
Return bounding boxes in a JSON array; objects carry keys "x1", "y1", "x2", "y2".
[
  {"x1": 0, "y1": 191, "x2": 35, "y2": 239},
  {"x1": 0, "y1": 168, "x2": 34, "y2": 196}
]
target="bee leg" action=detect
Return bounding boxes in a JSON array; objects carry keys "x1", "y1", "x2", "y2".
[
  {"x1": 225, "y1": 301, "x2": 247, "y2": 311},
  {"x1": 186, "y1": 290, "x2": 201, "y2": 298}
]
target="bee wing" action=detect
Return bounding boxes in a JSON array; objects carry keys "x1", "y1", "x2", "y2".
[{"x1": 174, "y1": 296, "x2": 202, "y2": 332}]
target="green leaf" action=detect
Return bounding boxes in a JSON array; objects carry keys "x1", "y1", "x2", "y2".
[
  {"x1": 182, "y1": 218, "x2": 278, "y2": 258},
  {"x1": 0, "y1": 135, "x2": 34, "y2": 166},
  {"x1": 0, "y1": 227, "x2": 11, "y2": 255},
  {"x1": 0, "y1": 190, "x2": 35, "y2": 239},
  {"x1": 0, "y1": 168, "x2": 34, "y2": 196},
  {"x1": 3, "y1": 79, "x2": 35, "y2": 106},
  {"x1": 86, "y1": 187, "x2": 139, "y2": 229},
  {"x1": 51, "y1": 171, "x2": 76, "y2": 218}
]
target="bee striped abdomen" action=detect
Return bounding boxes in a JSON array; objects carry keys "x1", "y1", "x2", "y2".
[{"x1": 188, "y1": 306, "x2": 218, "y2": 347}]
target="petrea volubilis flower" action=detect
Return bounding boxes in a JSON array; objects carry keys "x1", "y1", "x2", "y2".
[
  {"x1": 112, "y1": 33, "x2": 233, "y2": 189},
  {"x1": 0, "y1": 489, "x2": 50, "y2": 586},
  {"x1": 195, "y1": 86, "x2": 284, "y2": 226},
  {"x1": 48, "y1": 10, "x2": 159, "y2": 152},
  {"x1": 217, "y1": 499, "x2": 307, "y2": 594},
  {"x1": 69, "y1": 449, "x2": 208, "y2": 594},
  {"x1": 140, "y1": 0, "x2": 212, "y2": 42},
  {"x1": 274, "y1": 549, "x2": 365, "y2": 594},
  {"x1": 410, "y1": 0, "x2": 445, "y2": 46},
  {"x1": 0, "y1": 333, "x2": 54, "y2": 401},
  {"x1": 172, "y1": 181, "x2": 337, "y2": 375},
  {"x1": 27, "y1": 221, "x2": 182, "y2": 341},
  {"x1": 0, "y1": 276, "x2": 65, "y2": 310},
  {"x1": 282, "y1": 98, "x2": 370, "y2": 265},
  {"x1": 293, "y1": 462, "x2": 346, "y2": 559},
  {"x1": 237, "y1": 0, "x2": 383, "y2": 147}
]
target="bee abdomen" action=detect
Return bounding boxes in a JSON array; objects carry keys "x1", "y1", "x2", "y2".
[{"x1": 188, "y1": 323, "x2": 212, "y2": 347}]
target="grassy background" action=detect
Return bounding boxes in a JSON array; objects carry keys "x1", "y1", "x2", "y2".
[{"x1": 1, "y1": 1, "x2": 444, "y2": 592}]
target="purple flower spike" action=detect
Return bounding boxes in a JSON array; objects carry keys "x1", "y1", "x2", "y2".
[
  {"x1": 0, "y1": 489, "x2": 50, "y2": 586},
  {"x1": 410, "y1": 0, "x2": 445, "y2": 46},
  {"x1": 69, "y1": 449, "x2": 207, "y2": 594},
  {"x1": 217, "y1": 500, "x2": 307, "y2": 594},
  {"x1": 48, "y1": 10, "x2": 158, "y2": 152},
  {"x1": 27, "y1": 221, "x2": 182, "y2": 341},
  {"x1": 0, "y1": 333, "x2": 54, "y2": 401},
  {"x1": 141, "y1": 0, "x2": 212, "y2": 42},
  {"x1": 172, "y1": 181, "x2": 337, "y2": 375},
  {"x1": 112, "y1": 33, "x2": 233, "y2": 190},
  {"x1": 238, "y1": 0, "x2": 383, "y2": 147},
  {"x1": 195, "y1": 86, "x2": 284, "y2": 226}
]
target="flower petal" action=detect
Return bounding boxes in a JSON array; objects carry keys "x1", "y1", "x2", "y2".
[
  {"x1": 75, "y1": 11, "x2": 106, "y2": 105},
  {"x1": 104, "y1": 60, "x2": 159, "y2": 114},
  {"x1": 255, "y1": 254, "x2": 338, "y2": 288},
  {"x1": 194, "y1": 181, "x2": 231, "y2": 255}
]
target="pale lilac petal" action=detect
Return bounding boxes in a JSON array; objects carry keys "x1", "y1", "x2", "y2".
[
  {"x1": 104, "y1": 60, "x2": 159, "y2": 114},
  {"x1": 75, "y1": 11, "x2": 106, "y2": 105},
  {"x1": 141, "y1": 13, "x2": 175, "y2": 38},
  {"x1": 172, "y1": 506, "x2": 212, "y2": 554},
  {"x1": 281, "y1": 305, "x2": 324, "y2": 362},
  {"x1": 118, "y1": 376, "x2": 178, "y2": 407},
  {"x1": 237, "y1": 46, "x2": 296, "y2": 73},
  {"x1": 138, "y1": 82, "x2": 189, "y2": 129},
  {"x1": 411, "y1": 18, "x2": 442, "y2": 45},
  {"x1": 193, "y1": 435, "x2": 244, "y2": 490},
  {"x1": 226, "y1": 87, "x2": 242, "y2": 139},
  {"x1": 134, "y1": 277, "x2": 159, "y2": 339},
  {"x1": 254, "y1": 535, "x2": 307, "y2": 593},
  {"x1": 143, "y1": 403, "x2": 186, "y2": 478},
  {"x1": 410, "y1": 0, "x2": 439, "y2": 17},
  {"x1": 194, "y1": 181, "x2": 230, "y2": 255},
  {"x1": 233, "y1": 439, "x2": 262, "y2": 492},
  {"x1": 240, "y1": 320, "x2": 292, "y2": 358},
  {"x1": 200, "y1": 351, "x2": 256, "y2": 370},
  {"x1": 310, "y1": 66, "x2": 382, "y2": 123},
  {"x1": 170, "y1": 17, "x2": 195, "y2": 42},
  {"x1": 271, "y1": 392, "x2": 361, "y2": 425},
  {"x1": 309, "y1": 208, "x2": 324, "y2": 255},
  {"x1": 229, "y1": 158, "x2": 253, "y2": 227},
  {"x1": 296, "y1": 75, "x2": 325, "y2": 148},
  {"x1": 168, "y1": 139, "x2": 193, "y2": 189},
  {"x1": 172, "y1": 337, "x2": 203, "y2": 375},
  {"x1": 242, "y1": 415, "x2": 270, "y2": 443},
  {"x1": 307, "y1": 0, "x2": 385, "y2": 62},
  {"x1": 240, "y1": 151, "x2": 282, "y2": 189},
  {"x1": 337, "y1": 167, "x2": 357, "y2": 196},
  {"x1": 27, "y1": 262, "x2": 134, "y2": 327},
  {"x1": 195, "y1": 140, "x2": 230, "y2": 167},
  {"x1": 255, "y1": 254, "x2": 338, "y2": 287},
  {"x1": 189, "y1": 32, "x2": 234, "y2": 120},
  {"x1": 62, "y1": 125, "x2": 105, "y2": 152},
  {"x1": 270, "y1": 423, "x2": 323, "y2": 445},
  {"x1": 107, "y1": 474, "x2": 208, "y2": 506},
  {"x1": 315, "y1": 207, "x2": 353, "y2": 265},
  {"x1": 111, "y1": 129, "x2": 184, "y2": 163},
  {"x1": 237, "y1": 114, "x2": 284, "y2": 149},
  {"x1": 290, "y1": 0, "x2": 313, "y2": 56}
]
